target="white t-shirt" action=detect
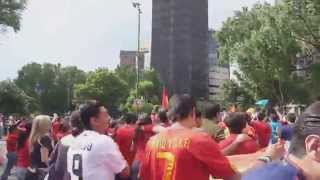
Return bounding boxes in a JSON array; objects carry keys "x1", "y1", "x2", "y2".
[{"x1": 67, "y1": 130, "x2": 127, "y2": 180}]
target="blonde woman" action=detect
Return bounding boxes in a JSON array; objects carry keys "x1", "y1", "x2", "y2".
[{"x1": 25, "y1": 115, "x2": 53, "y2": 180}]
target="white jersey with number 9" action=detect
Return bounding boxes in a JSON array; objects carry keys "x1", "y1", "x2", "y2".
[{"x1": 67, "y1": 130, "x2": 127, "y2": 180}]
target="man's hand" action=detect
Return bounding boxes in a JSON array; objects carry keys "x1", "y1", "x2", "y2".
[
  {"x1": 222, "y1": 134, "x2": 251, "y2": 155},
  {"x1": 264, "y1": 141, "x2": 285, "y2": 161}
]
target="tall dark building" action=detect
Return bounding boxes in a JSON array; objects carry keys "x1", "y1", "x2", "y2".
[{"x1": 151, "y1": 0, "x2": 208, "y2": 98}]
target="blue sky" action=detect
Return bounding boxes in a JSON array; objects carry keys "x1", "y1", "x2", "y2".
[{"x1": 0, "y1": 0, "x2": 272, "y2": 80}]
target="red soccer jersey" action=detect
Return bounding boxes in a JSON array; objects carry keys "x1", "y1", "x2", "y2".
[
  {"x1": 17, "y1": 142, "x2": 30, "y2": 168},
  {"x1": 134, "y1": 124, "x2": 155, "y2": 162},
  {"x1": 115, "y1": 124, "x2": 136, "y2": 166},
  {"x1": 140, "y1": 128, "x2": 236, "y2": 180},
  {"x1": 6, "y1": 132, "x2": 19, "y2": 152},
  {"x1": 251, "y1": 121, "x2": 271, "y2": 148},
  {"x1": 219, "y1": 134, "x2": 259, "y2": 155},
  {"x1": 243, "y1": 125, "x2": 257, "y2": 140}
]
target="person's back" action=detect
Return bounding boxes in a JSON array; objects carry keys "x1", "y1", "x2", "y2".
[
  {"x1": 66, "y1": 101, "x2": 128, "y2": 180},
  {"x1": 140, "y1": 128, "x2": 236, "y2": 180},
  {"x1": 280, "y1": 123, "x2": 294, "y2": 141},
  {"x1": 6, "y1": 130, "x2": 19, "y2": 153},
  {"x1": 115, "y1": 124, "x2": 136, "y2": 166},
  {"x1": 48, "y1": 134, "x2": 75, "y2": 180},
  {"x1": 67, "y1": 130, "x2": 126, "y2": 180},
  {"x1": 17, "y1": 141, "x2": 30, "y2": 168},
  {"x1": 220, "y1": 113, "x2": 259, "y2": 155},
  {"x1": 270, "y1": 112, "x2": 280, "y2": 144},
  {"x1": 251, "y1": 120, "x2": 271, "y2": 148},
  {"x1": 30, "y1": 134, "x2": 53, "y2": 168}
]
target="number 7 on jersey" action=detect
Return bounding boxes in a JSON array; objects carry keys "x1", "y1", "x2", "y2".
[{"x1": 157, "y1": 152, "x2": 176, "y2": 180}]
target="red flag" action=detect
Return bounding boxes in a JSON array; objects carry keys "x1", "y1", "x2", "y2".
[{"x1": 162, "y1": 87, "x2": 169, "y2": 110}]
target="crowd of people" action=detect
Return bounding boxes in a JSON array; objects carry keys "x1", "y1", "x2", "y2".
[{"x1": 1, "y1": 94, "x2": 320, "y2": 180}]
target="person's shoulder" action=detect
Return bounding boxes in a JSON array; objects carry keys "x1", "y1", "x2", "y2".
[
  {"x1": 243, "y1": 162, "x2": 299, "y2": 180},
  {"x1": 61, "y1": 134, "x2": 75, "y2": 146},
  {"x1": 94, "y1": 132, "x2": 114, "y2": 143},
  {"x1": 189, "y1": 130, "x2": 214, "y2": 143}
]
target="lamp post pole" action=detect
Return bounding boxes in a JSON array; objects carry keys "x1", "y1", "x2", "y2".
[{"x1": 133, "y1": 2, "x2": 142, "y2": 98}]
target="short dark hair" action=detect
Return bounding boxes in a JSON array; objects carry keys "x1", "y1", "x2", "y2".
[
  {"x1": 79, "y1": 101, "x2": 104, "y2": 130},
  {"x1": 137, "y1": 113, "x2": 152, "y2": 126},
  {"x1": 124, "y1": 113, "x2": 137, "y2": 124},
  {"x1": 225, "y1": 113, "x2": 247, "y2": 134},
  {"x1": 205, "y1": 104, "x2": 220, "y2": 120},
  {"x1": 158, "y1": 110, "x2": 168, "y2": 123},
  {"x1": 289, "y1": 102, "x2": 320, "y2": 158},
  {"x1": 257, "y1": 112, "x2": 266, "y2": 121},
  {"x1": 174, "y1": 94, "x2": 196, "y2": 120}
]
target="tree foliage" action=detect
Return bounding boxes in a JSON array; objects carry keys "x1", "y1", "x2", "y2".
[
  {"x1": 217, "y1": 3, "x2": 312, "y2": 105},
  {"x1": 115, "y1": 66, "x2": 137, "y2": 89},
  {"x1": 116, "y1": 68, "x2": 162, "y2": 114},
  {"x1": 76, "y1": 68, "x2": 129, "y2": 116},
  {"x1": 0, "y1": 0, "x2": 26, "y2": 32},
  {"x1": 0, "y1": 80, "x2": 35, "y2": 115},
  {"x1": 221, "y1": 80, "x2": 255, "y2": 109},
  {"x1": 284, "y1": 0, "x2": 320, "y2": 51},
  {"x1": 15, "y1": 63, "x2": 86, "y2": 113}
]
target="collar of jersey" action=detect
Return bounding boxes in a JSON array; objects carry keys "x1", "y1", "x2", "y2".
[{"x1": 170, "y1": 122, "x2": 190, "y2": 130}]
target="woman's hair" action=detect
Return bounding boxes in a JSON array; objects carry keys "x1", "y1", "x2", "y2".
[
  {"x1": 70, "y1": 111, "x2": 83, "y2": 137},
  {"x1": 29, "y1": 115, "x2": 51, "y2": 149},
  {"x1": 60, "y1": 117, "x2": 71, "y2": 133},
  {"x1": 17, "y1": 122, "x2": 32, "y2": 150}
]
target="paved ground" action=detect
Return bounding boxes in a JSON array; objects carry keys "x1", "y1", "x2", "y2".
[{"x1": 0, "y1": 140, "x2": 17, "y2": 180}]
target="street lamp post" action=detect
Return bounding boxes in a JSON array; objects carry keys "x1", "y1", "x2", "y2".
[{"x1": 133, "y1": 2, "x2": 142, "y2": 98}]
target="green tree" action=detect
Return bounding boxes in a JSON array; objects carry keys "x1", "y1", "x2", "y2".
[
  {"x1": 0, "y1": 0, "x2": 26, "y2": 32},
  {"x1": 138, "y1": 80, "x2": 158, "y2": 102},
  {"x1": 76, "y1": 68, "x2": 129, "y2": 116},
  {"x1": 142, "y1": 69, "x2": 162, "y2": 99},
  {"x1": 309, "y1": 63, "x2": 320, "y2": 99},
  {"x1": 0, "y1": 80, "x2": 35, "y2": 115},
  {"x1": 284, "y1": 0, "x2": 320, "y2": 51},
  {"x1": 217, "y1": 3, "x2": 305, "y2": 105},
  {"x1": 221, "y1": 80, "x2": 255, "y2": 109},
  {"x1": 115, "y1": 66, "x2": 137, "y2": 89},
  {"x1": 15, "y1": 63, "x2": 86, "y2": 113}
]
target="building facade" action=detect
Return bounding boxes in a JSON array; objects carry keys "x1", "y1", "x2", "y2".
[
  {"x1": 120, "y1": 50, "x2": 145, "y2": 70},
  {"x1": 151, "y1": 0, "x2": 208, "y2": 98},
  {"x1": 208, "y1": 30, "x2": 230, "y2": 101}
]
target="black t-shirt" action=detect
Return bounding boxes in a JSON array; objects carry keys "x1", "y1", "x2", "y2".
[{"x1": 31, "y1": 135, "x2": 53, "y2": 168}]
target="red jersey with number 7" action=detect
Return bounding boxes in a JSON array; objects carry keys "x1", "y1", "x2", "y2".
[{"x1": 140, "y1": 128, "x2": 236, "y2": 180}]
